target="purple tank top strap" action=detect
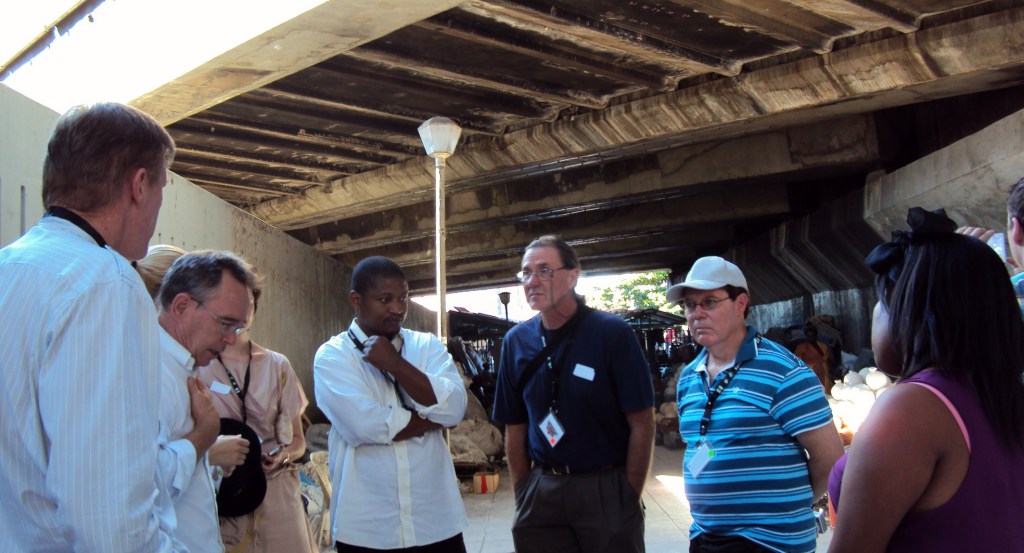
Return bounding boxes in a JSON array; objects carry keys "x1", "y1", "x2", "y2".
[{"x1": 903, "y1": 379, "x2": 971, "y2": 453}]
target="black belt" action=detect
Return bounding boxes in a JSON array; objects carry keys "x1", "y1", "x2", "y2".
[{"x1": 534, "y1": 462, "x2": 618, "y2": 476}]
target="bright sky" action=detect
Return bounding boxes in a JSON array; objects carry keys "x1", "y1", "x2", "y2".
[
  {"x1": 0, "y1": 1, "x2": 73, "y2": 65},
  {"x1": 2, "y1": 0, "x2": 328, "y2": 113},
  {"x1": 413, "y1": 273, "x2": 634, "y2": 321}
]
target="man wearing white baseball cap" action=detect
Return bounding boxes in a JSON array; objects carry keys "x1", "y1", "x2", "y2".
[{"x1": 668, "y1": 257, "x2": 843, "y2": 553}]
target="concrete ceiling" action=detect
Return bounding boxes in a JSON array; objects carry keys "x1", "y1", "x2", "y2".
[{"x1": 130, "y1": 0, "x2": 1024, "y2": 295}]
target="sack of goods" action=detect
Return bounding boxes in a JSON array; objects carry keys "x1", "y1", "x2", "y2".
[{"x1": 828, "y1": 367, "x2": 893, "y2": 446}]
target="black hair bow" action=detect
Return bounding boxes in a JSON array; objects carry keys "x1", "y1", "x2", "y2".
[{"x1": 865, "y1": 207, "x2": 958, "y2": 282}]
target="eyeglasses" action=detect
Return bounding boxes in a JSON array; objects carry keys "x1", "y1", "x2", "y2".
[
  {"x1": 516, "y1": 266, "x2": 567, "y2": 283},
  {"x1": 681, "y1": 296, "x2": 732, "y2": 314},
  {"x1": 194, "y1": 299, "x2": 247, "y2": 335}
]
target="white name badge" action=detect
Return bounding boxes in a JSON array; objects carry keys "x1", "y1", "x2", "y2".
[
  {"x1": 573, "y1": 363, "x2": 595, "y2": 381},
  {"x1": 210, "y1": 381, "x2": 232, "y2": 395},
  {"x1": 539, "y1": 411, "x2": 566, "y2": 447},
  {"x1": 687, "y1": 440, "x2": 716, "y2": 477}
]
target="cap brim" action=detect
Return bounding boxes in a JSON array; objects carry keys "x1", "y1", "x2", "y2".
[{"x1": 666, "y1": 280, "x2": 728, "y2": 303}]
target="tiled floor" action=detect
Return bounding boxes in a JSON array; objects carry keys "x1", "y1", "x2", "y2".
[{"x1": 460, "y1": 444, "x2": 833, "y2": 553}]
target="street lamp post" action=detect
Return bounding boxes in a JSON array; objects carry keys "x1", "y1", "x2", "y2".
[
  {"x1": 498, "y1": 291, "x2": 511, "y2": 331},
  {"x1": 417, "y1": 116, "x2": 462, "y2": 342}
]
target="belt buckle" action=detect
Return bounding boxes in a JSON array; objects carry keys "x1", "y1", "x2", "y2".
[{"x1": 551, "y1": 465, "x2": 570, "y2": 475}]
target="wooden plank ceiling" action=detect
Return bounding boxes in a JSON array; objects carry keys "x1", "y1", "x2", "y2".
[{"x1": 159, "y1": 0, "x2": 1024, "y2": 294}]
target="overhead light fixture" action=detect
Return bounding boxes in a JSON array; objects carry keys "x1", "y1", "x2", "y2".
[{"x1": 418, "y1": 116, "x2": 462, "y2": 159}]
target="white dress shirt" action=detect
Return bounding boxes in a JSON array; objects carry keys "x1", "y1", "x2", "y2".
[
  {"x1": 314, "y1": 322, "x2": 468, "y2": 549},
  {"x1": 158, "y1": 327, "x2": 224, "y2": 553},
  {"x1": 0, "y1": 216, "x2": 179, "y2": 552}
]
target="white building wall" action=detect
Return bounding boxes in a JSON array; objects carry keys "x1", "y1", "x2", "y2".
[{"x1": 0, "y1": 85, "x2": 49, "y2": 247}]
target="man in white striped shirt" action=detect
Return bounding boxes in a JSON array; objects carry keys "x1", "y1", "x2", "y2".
[{"x1": 0, "y1": 103, "x2": 185, "y2": 551}]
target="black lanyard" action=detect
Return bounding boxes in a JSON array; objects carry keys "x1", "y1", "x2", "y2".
[
  {"x1": 698, "y1": 334, "x2": 761, "y2": 437},
  {"x1": 218, "y1": 341, "x2": 252, "y2": 424},
  {"x1": 539, "y1": 304, "x2": 589, "y2": 415},
  {"x1": 45, "y1": 207, "x2": 107, "y2": 248},
  {"x1": 541, "y1": 333, "x2": 577, "y2": 415},
  {"x1": 699, "y1": 364, "x2": 740, "y2": 437},
  {"x1": 348, "y1": 330, "x2": 416, "y2": 413}
]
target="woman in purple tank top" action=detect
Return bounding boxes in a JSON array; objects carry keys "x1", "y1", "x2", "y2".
[{"x1": 828, "y1": 208, "x2": 1024, "y2": 553}]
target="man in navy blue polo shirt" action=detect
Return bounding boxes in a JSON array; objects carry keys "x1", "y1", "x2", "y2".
[
  {"x1": 670, "y1": 256, "x2": 843, "y2": 553},
  {"x1": 493, "y1": 235, "x2": 655, "y2": 553}
]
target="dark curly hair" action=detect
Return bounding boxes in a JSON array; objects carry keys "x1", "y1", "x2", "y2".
[
  {"x1": 871, "y1": 209, "x2": 1024, "y2": 451},
  {"x1": 351, "y1": 256, "x2": 406, "y2": 294}
]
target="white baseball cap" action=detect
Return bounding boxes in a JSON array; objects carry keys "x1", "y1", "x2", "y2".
[{"x1": 666, "y1": 256, "x2": 748, "y2": 303}]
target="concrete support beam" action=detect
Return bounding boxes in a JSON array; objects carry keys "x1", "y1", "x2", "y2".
[
  {"x1": 671, "y1": 187, "x2": 884, "y2": 353},
  {"x1": 402, "y1": 233, "x2": 698, "y2": 282},
  {"x1": 864, "y1": 106, "x2": 1024, "y2": 233},
  {"x1": 131, "y1": 0, "x2": 466, "y2": 125},
  {"x1": 356, "y1": 183, "x2": 790, "y2": 282},
  {"x1": 313, "y1": 115, "x2": 877, "y2": 255},
  {"x1": 251, "y1": 8, "x2": 1024, "y2": 230},
  {"x1": 701, "y1": 104, "x2": 1024, "y2": 352},
  {"x1": 407, "y1": 249, "x2": 687, "y2": 295},
  {"x1": 726, "y1": 187, "x2": 881, "y2": 303},
  {"x1": 786, "y1": 0, "x2": 919, "y2": 33},
  {"x1": 405, "y1": 234, "x2": 702, "y2": 294}
]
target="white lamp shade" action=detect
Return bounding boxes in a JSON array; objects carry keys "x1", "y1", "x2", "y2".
[{"x1": 418, "y1": 116, "x2": 462, "y2": 159}]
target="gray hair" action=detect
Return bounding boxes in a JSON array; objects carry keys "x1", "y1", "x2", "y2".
[
  {"x1": 524, "y1": 235, "x2": 580, "y2": 270},
  {"x1": 158, "y1": 250, "x2": 260, "y2": 310}
]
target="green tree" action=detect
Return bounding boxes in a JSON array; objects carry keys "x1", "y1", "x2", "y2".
[{"x1": 585, "y1": 270, "x2": 681, "y2": 313}]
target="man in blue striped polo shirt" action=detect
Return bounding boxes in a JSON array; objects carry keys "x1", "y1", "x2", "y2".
[{"x1": 668, "y1": 256, "x2": 843, "y2": 553}]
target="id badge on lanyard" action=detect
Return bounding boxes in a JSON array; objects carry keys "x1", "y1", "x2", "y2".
[
  {"x1": 539, "y1": 334, "x2": 569, "y2": 448},
  {"x1": 539, "y1": 410, "x2": 566, "y2": 447},
  {"x1": 687, "y1": 440, "x2": 715, "y2": 476},
  {"x1": 686, "y1": 362, "x2": 741, "y2": 477}
]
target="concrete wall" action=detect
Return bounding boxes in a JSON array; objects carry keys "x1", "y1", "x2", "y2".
[
  {"x1": 749, "y1": 287, "x2": 875, "y2": 359},
  {"x1": 734, "y1": 105, "x2": 1024, "y2": 355},
  {"x1": 0, "y1": 86, "x2": 436, "y2": 423},
  {"x1": 864, "y1": 106, "x2": 1024, "y2": 233},
  {"x1": 0, "y1": 85, "x2": 49, "y2": 247},
  {"x1": 725, "y1": 185, "x2": 882, "y2": 353}
]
